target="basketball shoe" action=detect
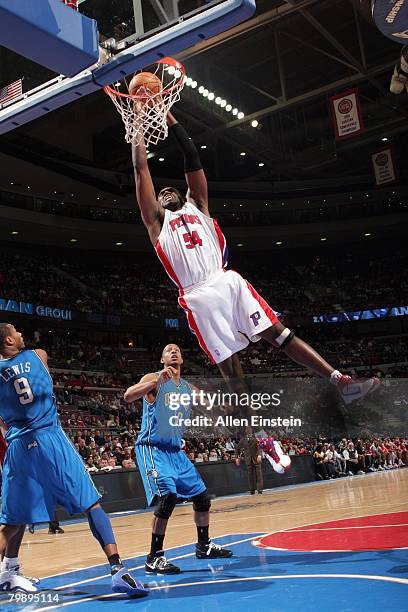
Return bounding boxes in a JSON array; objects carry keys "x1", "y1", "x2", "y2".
[
  {"x1": 111, "y1": 567, "x2": 149, "y2": 597},
  {"x1": 6, "y1": 564, "x2": 40, "y2": 586},
  {"x1": 258, "y1": 437, "x2": 291, "y2": 474},
  {"x1": 0, "y1": 570, "x2": 38, "y2": 593},
  {"x1": 145, "y1": 555, "x2": 180, "y2": 574},
  {"x1": 196, "y1": 541, "x2": 233, "y2": 558},
  {"x1": 337, "y1": 375, "x2": 381, "y2": 405}
]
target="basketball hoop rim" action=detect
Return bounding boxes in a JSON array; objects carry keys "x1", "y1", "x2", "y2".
[{"x1": 103, "y1": 57, "x2": 185, "y2": 101}]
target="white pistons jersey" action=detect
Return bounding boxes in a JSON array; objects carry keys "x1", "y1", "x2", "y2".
[{"x1": 155, "y1": 201, "x2": 228, "y2": 291}]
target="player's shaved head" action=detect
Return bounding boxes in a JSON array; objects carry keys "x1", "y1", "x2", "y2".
[
  {"x1": 0, "y1": 324, "x2": 25, "y2": 355},
  {"x1": 0, "y1": 323, "x2": 13, "y2": 350},
  {"x1": 162, "y1": 344, "x2": 181, "y2": 357},
  {"x1": 161, "y1": 343, "x2": 183, "y2": 367}
]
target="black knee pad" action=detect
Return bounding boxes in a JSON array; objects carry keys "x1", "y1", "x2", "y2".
[
  {"x1": 280, "y1": 330, "x2": 295, "y2": 349},
  {"x1": 275, "y1": 327, "x2": 295, "y2": 350},
  {"x1": 154, "y1": 492, "x2": 178, "y2": 519},
  {"x1": 192, "y1": 490, "x2": 211, "y2": 513}
]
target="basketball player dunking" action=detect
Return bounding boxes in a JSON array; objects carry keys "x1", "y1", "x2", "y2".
[
  {"x1": 132, "y1": 110, "x2": 380, "y2": 404},
  {"x1": 0, "y1": 323, "x2": 148, "y2": 597},
  {"x1": 124, "y1": 343, "x2": 232, "y2": 574}
]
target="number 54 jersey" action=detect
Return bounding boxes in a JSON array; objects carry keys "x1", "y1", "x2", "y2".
[
  {"x1": 155, "y1": 201, "x2": 279, "y2": 365},
  {"x1": 0, "y1": 350, "x2": 58, "y2": 442},
  {"x1": 155, "y1": 201, "x2": 228, "y2": 290}
]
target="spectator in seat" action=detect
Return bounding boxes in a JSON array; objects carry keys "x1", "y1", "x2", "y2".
[
  {"x1": 86, "y1": 457, "x2": 98, "y2": 472},
  {"x1": 343, "y1": 442, "x2": 364, "y2": 476},
  {"x1": 324, "y1": 444, "x2": 341, "y2": 478},
  {"x1": 209, "y1": 450, "x2": 218, "y2": 462},
  {"x1": 108, "y1": 457, "x2": 120, "y2": 470},
  {"x1": 94, "y1": 430, "x2": 106, "y2": 447},
  {"x1": 225, "y1": 438, "x2": 235, "y2": 458},
  {"x1": 313, "y1": 444, "x2": 330, "y2": 480},
  {"x1": 78, "y1": 438, "x2": 91, "y2": 461},
  {"x1": 329, "y1": 444, "x2": 346, "y2": 474},
  {"x1": 355, "y1": 439, "x2": 369, "y2": 472},
  {"x1": 106, "y1": 414, "x2": 116, "y2": 427},
  {"x1": 369, "y1": 439, "x2": 384, "y2": 470},
  {"x1": 99, "y1": 458, "x2": 111, "y2": 470}
]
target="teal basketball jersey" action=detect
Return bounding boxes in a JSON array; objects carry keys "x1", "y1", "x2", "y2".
[
  {"x1": 0, "y1": 349, "x2": 58, "y2": 442},
  {"x1": 136, "y1": 376, "x2": 192, "y2": 450}
]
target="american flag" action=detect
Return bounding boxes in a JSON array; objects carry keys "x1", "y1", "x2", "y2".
[{"x1": 0, "y1": 79, "x2": 23, "y2": 106}]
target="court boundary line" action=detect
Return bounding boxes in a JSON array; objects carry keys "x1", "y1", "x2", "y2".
[
  {"x1": 32, "y1": 533, "x2": 261, "y2": 610},
  {"x1": 38, "y1": 532, "x2": 261, "y2": 581},
  {"x1": 33, "y1": 572, "x2": 408, "y2": 610}
]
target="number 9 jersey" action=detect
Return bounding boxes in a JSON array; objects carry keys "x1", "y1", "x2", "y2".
[
  {"x1": 0, "y1": 350, "x2": 58, "y2": 442},
  {"x1": 155, "y1": 201, "x2": 228, "y2": 291}
]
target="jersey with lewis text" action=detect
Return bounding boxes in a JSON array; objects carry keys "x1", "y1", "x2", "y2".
[{"x1": 0, "y1": 350, "x2": 58, "y2": 442}]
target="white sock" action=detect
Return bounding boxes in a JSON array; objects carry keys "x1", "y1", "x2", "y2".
[
  {"x1": 330, "y1": 369, "x2": 343, "y2": 386},
  {"x1": 2, "y1": 556, "x2": 19, "y2": 572}
]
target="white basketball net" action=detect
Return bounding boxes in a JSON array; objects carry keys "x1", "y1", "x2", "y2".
[{"x1": 104, "y1": 58, "x2": 185, "y2": 147}]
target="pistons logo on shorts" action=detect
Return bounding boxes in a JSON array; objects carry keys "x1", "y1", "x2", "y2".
[
  {"x1": 149, "y1": 469, "x2": 158, "y2": 479},
  {"x1": 250, "y1": 311, "x2": 261, "y2": 326}
]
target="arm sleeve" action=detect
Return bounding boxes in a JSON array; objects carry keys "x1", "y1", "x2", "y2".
[{"x1": 169, "y1": 122, "x2": 203, "y2": 173}]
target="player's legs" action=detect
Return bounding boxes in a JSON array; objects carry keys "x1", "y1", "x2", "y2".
[
  {"x1": 259, "y1": 322, "x2": 334, "y2": 378},
  {"x1": 135, "y1": 446, "x2": 181, "y2": 575},
  {"x1": 85, "y1": 502, "x2": 148, "y2": 596},
  {"x1": 172, "y1": 452, "x2": 232, "y2": 560},
  {"x1": 258, "y1": 322, "x2": 380, "y2": 403},
  {"x1": 37, "y1": 429, "x2": 148, "y2": 597},
  {"x1": 145, "y1": 493, "x2": 181, "y2": 575},
  {"x1": 0, "y1": 525, "x2": 40, "y2": 585},
  {"x1": 0, "y1": 525, "x2": 37, "y2": 593},
  {"x1": 192, "y1": 490, "x2": 232, "y2": 559},
  {"x1": 0, "y1": 525, "x2": 24, "y2": 560},
  {"x1": 217, "y1": 352, "x2": 248, "y2": 394},
  {"x1": 2, "y1": 525, "x2": 25, "y2": 559}
]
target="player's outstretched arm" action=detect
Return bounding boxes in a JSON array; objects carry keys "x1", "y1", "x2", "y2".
[
  {"x1": 132, "y1": 139, "x2": 164, "y2": 243},
  {"x1": 167, "y1": 112, "x2": 209, "y2": 216},
  {"x1": 123, "y1": 367, "x2": 178, "y2": 402},
  {"x1": 124, "y1": 373, "x2": 158, "y2": 403}
]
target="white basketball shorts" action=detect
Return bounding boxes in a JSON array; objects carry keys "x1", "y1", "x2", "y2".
[{"x1": 178, "y1": 270, "x2": 278, "y2": 364}]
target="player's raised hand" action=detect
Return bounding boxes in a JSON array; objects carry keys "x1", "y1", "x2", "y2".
[
  {"x1": 166, "y1": 110, "x2": 177, "y2": 126},
  {"x1": 158, "y1": 366, "x2": 177, "y2": 384}
]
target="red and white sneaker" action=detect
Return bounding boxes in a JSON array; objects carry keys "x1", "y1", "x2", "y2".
[
  {"x1": 258, "y1": 438, "x2": 291, "y2": 475},
  {"x1": 338, "y1": 376, "x2": 381, "y2": 405}
]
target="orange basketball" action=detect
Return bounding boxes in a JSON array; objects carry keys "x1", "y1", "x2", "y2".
[{"x1": 129, "y1": 71, "x2": 162, "y2": 96}]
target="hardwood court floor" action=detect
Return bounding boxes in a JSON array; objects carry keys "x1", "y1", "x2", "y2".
[{"x1": 20, "y1": 469, "x2": 408, "y2": 578}]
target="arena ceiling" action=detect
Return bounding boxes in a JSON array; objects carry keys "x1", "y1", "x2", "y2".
[{"x1": 0, "y1": 0, "x2": 406, "y2": 202}]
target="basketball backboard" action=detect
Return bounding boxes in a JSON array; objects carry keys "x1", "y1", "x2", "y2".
[
  {"x1": 0, "y1": 0, "x2": 256, "y2": 134},
  {"x1": 79, "y1": 0, "x2": 246, "y2": 44}
]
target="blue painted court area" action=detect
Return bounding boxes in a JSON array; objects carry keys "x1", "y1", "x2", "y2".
[{"x1": 0, "y1": 532, "x2": 406, "y2": 611}]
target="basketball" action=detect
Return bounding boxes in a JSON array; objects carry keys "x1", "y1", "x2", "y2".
[{"x1": 129, "y1": 71, "x2": 162, "y2": 96}]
